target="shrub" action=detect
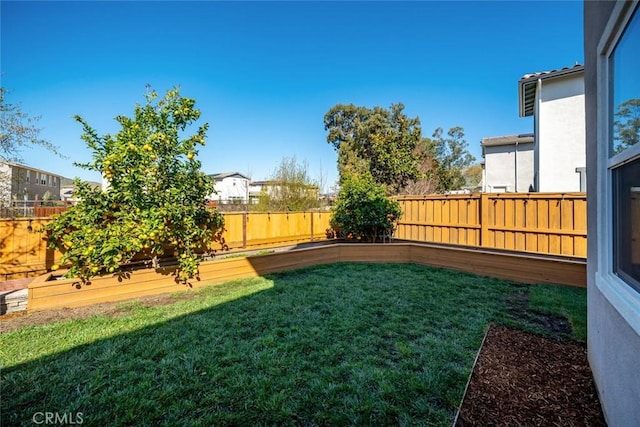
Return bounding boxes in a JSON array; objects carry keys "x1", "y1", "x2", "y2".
[
  {"x1": 43, "y1": 88, "x2": 225, "y2": 283},
  {"x1": 330, "y1": 173, "x2": 402, "y2": 242}
]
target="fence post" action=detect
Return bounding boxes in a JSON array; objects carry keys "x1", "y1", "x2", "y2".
[
  {"x1": 480, "y1": 193, "x2": 490, "y2": 248},
  {"x1": 242, "y1": 212, "x2": 247, "y2": 249},
  {"x1": 310, "y1": 212, "x2": 315, "y2": 242}
]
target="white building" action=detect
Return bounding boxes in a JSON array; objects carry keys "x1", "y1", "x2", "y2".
[
  {"x1": 518, "y1": 64, "x2": 586, "y2": 192},
  {"x1": 585, "y1": 2, "x2": 640, "y2": 425},
  {"x1": 481, "y1": 134, "x2": 534, "y2": 192},
  {"x1": 207, "y1": 172, "x2": 250, "y2": 203}
]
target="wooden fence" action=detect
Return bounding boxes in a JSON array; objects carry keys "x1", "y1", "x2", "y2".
[
  {"x1": 0, "y1": 211, "x2": 332, "y2": 280},
  {"x1": 394, "y1": 193, "x2": 587, "y2": 258},
  {"x1": 0, "y1": 193, "x2": 588, "y2": 281}
]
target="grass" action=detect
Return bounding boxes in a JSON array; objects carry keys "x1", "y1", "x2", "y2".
[
  {"x1": 529, "y1": 284, "x2": 588, "y2": 340},
  {"x1": 0, "y1": 263, "x2": 586, "y2": 426}
]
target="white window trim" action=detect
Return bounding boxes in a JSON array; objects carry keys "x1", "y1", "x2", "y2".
[{"x1": 595, "y1": 0, "x2": 640, "y2": 336}]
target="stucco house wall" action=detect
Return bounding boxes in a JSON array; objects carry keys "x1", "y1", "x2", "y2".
[
  {"x1": 482, "y1": 135, "x2": 534, "y2": 192},
  {"x1": 585, "y1": 1, "x2": 640, "y2": 426},
  {"x1": 536, "y1": 74, "x2": 586, "y2": 192},
  {"x1": 208, "y1": 172, "x2": 250, "y2": 203},
  {"x1": 519, "y1": 64, "x2": 586, "y2": 192},
  {"x1": 0, "y1": 162, "x2": 62, "y2": 204}
]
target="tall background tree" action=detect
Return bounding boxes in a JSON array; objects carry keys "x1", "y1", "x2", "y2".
[
  {"x1": 324, "y1": 103, "x2": 423, "y2": 194},
  {"x1": 0, "y1": 87, "x2": 60, "y2": 162},
  {"x1": 425, "y1": 126, "x2": 476, "y2": 193},
  {"x1": 324, "y1": 102, "x2": 475, "y2": 195},
  {"x1": 0, "y1": 87, "x2": 62, "y2": 206}
]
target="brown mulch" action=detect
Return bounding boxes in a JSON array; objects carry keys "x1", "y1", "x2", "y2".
[{"x1": 456, "y1": 324, "x2": 606, "y2": 426}]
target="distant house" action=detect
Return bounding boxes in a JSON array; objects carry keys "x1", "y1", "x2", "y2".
[
  {"x1": 481, "y1": 134, "x2": 535, "y2": 192},
  {"x1": 518, "y1": 64, "x2": 586, "y2": 192},
  {"x1": 207, "y1": 172, "x2": 250, "y2": 203},
  {"x1": 248, "y1": 180, "x2": 274, "y2": 203},
  {"x1": 585, "y1": 2, "x2": 640, "y2": 425},
  {"x1": 0, "y1": 161, "x2": 62, "y2": 205},
  {"x1": 59, "y1": 178, "x2": 102, "y2": 202}
]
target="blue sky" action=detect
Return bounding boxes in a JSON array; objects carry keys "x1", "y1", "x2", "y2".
[{"x1": 1, "y1": 1, "x2": 584, "y2": 191}]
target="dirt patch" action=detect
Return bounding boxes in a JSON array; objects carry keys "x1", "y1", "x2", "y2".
[
  {"x1": 506, "y1": 290, "x2": 573, "y2": 337},
  {"x1": 0, "y1": 290, "x2": 198, "y2": 334},
  {"x1": 456, "y1": 324, "x2": 606, "y2": 426}
]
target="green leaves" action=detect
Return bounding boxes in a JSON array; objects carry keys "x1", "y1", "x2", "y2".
[
  {"x1": 43, "y1": 87, "x2": 224, "y2": 283},
  {"x1": 330, "y1": 173, "x2": 402, "y2": 242},
  {"x1": 324, "y1": 103, "x2": 422, "y2": 194},
  {"x1": 428, "y1": 127, "x2": 475, "y2": 192}
]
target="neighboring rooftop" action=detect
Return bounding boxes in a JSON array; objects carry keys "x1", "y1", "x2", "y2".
[
  {"x1": 60, "y1": 177, "x2": 102, "y2": 188},
  {"x1": 481, "y1": 133, "x2": 534, "y2": 148},
  {"x1": 0, "y1": 161, "x2": 64, "y2": 177},
  {"x1": 518, "y1": 63, "x2": 584, "y2": 117},
  {"x1": 208, "y1": 172, "x2": 250, "y2": 181}
]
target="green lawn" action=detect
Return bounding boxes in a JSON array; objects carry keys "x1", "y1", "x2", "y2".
[{"x1": 1, "y1": 263, "x2": 586, "y2": 426}]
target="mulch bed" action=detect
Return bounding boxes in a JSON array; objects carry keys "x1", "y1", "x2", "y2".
[{"x1": 455, "y1": 324, "x2": 606, "y2": 426}]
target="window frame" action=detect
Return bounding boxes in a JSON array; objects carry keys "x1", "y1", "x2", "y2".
[{"x1": 596, "y1": 0, "x2": 640, "y2": 335}]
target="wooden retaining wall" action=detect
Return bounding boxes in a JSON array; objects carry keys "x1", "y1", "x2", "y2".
[
  {"x1": 28, "y1": 243, "x2": 586, "y2": 312},
  {"x1": 395, "y1": 193, "x2": 587, "y2": 258}
]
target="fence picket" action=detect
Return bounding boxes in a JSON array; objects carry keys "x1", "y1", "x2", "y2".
[{"x1": 394, "y1": 193, "x2": 586, "y2": 258}]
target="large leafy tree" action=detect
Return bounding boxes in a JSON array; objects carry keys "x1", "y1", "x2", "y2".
[
  {"x1": 0, "y1": 87, "x2": 60, "y2": 162},
  {"x1": 427, "y1": 126, "x2": 476, "y2": 192},
  {"x1": 614, "y1": 98, "x2": 640, "y2": 154},
  {"x1": 43, "y1": 88, "x2": 224, "y2": 283},
  {"x1": 324, "y1": 103, "x2": 423, "y2": 194},
  {"x1": 398, "y1": 127, "x2": 476, "y2": 195}
]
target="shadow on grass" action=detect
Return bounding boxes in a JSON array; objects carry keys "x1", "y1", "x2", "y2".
[{"x1": 1, "y1": 263, "x2": 585, "y2": 426}]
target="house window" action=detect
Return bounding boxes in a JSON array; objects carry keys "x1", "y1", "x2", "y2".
[
  {"x1": 40, "y1": 174, "x2": 46, "y2": 185},
  {"x1": 25, "y1": 171, "x2": 30, "y2": 184},
  {"x1": 614, "y1": 162, "x2": 640, "y2": 291},
  {"x1": 606, "y1": 3, "x2": 640, "y2": 293}
]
